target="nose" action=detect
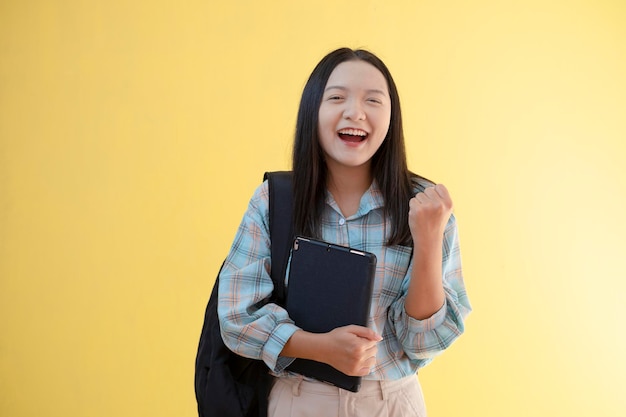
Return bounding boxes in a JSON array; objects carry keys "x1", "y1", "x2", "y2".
[{"x1": 343, "y1": 99, "x2": 366, "y2": 121}]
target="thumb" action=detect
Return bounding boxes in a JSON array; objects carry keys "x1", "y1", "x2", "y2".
[{"x1": 348, "y1": 325, "x2": 382, "y2": 341}]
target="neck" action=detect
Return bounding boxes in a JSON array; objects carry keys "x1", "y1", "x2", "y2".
[{"x1": 325, "y1": 162, "x2": 373, "y2": 217}]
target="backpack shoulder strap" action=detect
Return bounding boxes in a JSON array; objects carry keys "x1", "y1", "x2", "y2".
[{"x1": 264, "y1": 171, "x2": 293, "y2": 305}]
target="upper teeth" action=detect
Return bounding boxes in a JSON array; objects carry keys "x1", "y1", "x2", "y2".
[{"x1": 339, "y1": 129, "x2": 367, "y2": 136}]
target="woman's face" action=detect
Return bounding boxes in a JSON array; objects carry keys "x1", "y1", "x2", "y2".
[{"x1": 317, "y1": 60, "x2": 392, "y2": 173}]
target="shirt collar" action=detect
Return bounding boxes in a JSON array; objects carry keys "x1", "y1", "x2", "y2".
[{"x1": 325, "y1": 180, "x2": 385, "y2": 219}]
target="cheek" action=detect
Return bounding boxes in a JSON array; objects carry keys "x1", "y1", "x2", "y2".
[
  {"x1": 317, "y1": 115, "x2": 330, "y2": 140},
  {"x1": 374, "y1": 112, "x2": 392, "y2": 138},
  {"x1": 317, "y1": 119, "x2": 333, "y2": 151},
  {"x1": 317, "y1": 107, "x2": 334, "y2": 129}
]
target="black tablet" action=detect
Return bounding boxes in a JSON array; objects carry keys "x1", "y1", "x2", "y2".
[{"x1": 285, "y1": 236, "x2": 377, "y2": 392}]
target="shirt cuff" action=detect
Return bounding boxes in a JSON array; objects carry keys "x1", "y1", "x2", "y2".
[
  {"x1": 400, "y1": 299, "x2": 448, "y2": 334},
  {"x1": 261, "y1": 322, "x2": 300, "y2": 372}
]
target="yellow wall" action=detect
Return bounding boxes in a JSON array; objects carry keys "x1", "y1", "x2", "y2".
[{"x1": 1, "y1": 1, "x2": 625, "y2": 416}]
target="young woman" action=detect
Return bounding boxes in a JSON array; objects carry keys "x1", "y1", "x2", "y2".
[{"x1": 217, "y1": 48, "x2": 471, "y2": 417}]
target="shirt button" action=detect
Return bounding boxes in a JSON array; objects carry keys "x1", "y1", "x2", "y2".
[{"x1": 339, "y1": 218, "x2": 346, "y2": 226}]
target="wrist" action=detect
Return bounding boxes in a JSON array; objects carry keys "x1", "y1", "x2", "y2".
[{"x1": 412, "y1": 234, "x2": 443, "y2": 254}]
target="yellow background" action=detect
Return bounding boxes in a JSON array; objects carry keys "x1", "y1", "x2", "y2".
[{"x1": 1, "y1": 0, "x2": 625, "y2": 416}]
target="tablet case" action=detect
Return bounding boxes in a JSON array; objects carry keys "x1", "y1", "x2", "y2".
[{"x1": 285, "y1": 236, "x2": 377, "y2": 392}]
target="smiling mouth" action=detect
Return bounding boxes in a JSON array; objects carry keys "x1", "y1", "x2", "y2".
[{"x1": 338, "y1": 128, "x2": 368, "y2": 143}]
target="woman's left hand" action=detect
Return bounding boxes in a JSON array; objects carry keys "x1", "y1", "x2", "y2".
[{"x1": 408, "y1": 184, "x2": 453, "y2": 246}]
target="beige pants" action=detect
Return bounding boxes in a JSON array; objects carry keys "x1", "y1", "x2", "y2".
[{"x1": 268, "y1": 375, "x2": 427, "y2": 417}]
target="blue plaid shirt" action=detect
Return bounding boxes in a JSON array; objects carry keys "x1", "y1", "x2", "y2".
[{"x1": 218, "y1": 179, "x2": 471, "y2": 380}]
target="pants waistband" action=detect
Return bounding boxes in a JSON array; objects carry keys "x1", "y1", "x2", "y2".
[{"x1": 275, "y1": 375, "x2": 417, "y2": 400}]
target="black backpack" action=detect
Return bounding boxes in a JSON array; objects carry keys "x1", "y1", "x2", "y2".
[{"x1": 195, "y1": 172, "x2": 293, "y2": 417}]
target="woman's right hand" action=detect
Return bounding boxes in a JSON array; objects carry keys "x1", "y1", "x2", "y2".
[
  {"x1": 281, "y1": 325, "x2": 382, "y2": 376},
  {"x1": 319, "y1": 325, "x2": 382, "y2": 376}
]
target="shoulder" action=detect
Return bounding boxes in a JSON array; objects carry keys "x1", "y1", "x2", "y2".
[
  {"x1": 251, "y1": 179, "x2": 270, "y2": 200},
  {"x1": 234, "y1": 180, "x2": 270, "y2": 236},
  {"x1": 247, "y1": 180, "x2": 270, "y2": 214}
]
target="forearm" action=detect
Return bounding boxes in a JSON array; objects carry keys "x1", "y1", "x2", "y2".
[
  {"x1": 405, "y1": 238, "x2": 446, "y2": 320},
  {"x1": 280, "y1": 326, "x2": 382, "y2": 376},
  {"x1": 280, "y1": 329, "x2": 327, "y2": 362}
]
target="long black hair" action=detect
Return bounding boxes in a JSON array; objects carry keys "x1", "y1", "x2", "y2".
[{"x1": 292, "y1": 48, "x2": 428, "y2": 246}]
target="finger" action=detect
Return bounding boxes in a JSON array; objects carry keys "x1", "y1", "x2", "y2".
[
  {"x1": 423, "y1": 186, "x2": 441, "y2": 200},
  {"x1": 434, "y1": 183, "x2": 450, "y2": 200},
  {"x1": 363, "y1": 344, "x2": 378, "y2": 358},
  {"x1": 357, "y1": 366, "x2": 373, "y2": 376},
  {"x1": 414, "y1": 192, "x2": 429, "y2": 204},
  {"x1": 358, "y1": 355, "x2": 378, "y2": 375},
  {"x1": 362, "y1": 356, "x2": 377, "y2": 370},
  {"x1": 347, "y1": 325, "x2": 382, "y2": 341}
]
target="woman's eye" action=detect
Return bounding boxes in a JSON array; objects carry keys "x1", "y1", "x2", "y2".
[
  {"x1": 368, "y1": 98, "x2": 382, "y2": 104},
  {"x1": 328, "y1": 95, "x2": 342, "y2": 100}
]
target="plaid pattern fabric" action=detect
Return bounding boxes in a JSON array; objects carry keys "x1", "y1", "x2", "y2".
[{"x1": 218, "y1": 180, "x2": 471, "y2": 380}]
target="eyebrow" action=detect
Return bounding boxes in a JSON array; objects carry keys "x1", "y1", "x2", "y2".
[{"x1": 324, "y1": 85, "x2": 388, "y2": 96}]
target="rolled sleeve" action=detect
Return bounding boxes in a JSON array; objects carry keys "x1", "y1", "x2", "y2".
[
  {"x1": 396, "y1": 300, "x2": 448, "y2": 334},
  {"x1": 263, "y1": 322, "x2": 299, "y2": 372}
]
